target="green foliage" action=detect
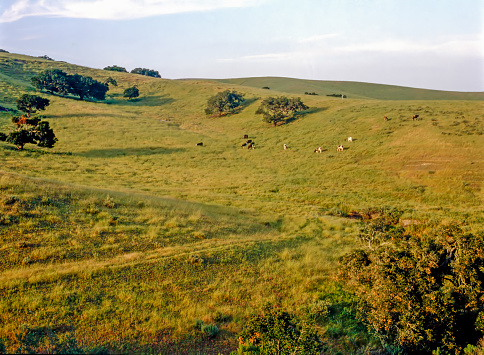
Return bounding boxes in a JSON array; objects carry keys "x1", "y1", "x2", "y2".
[
  {"x1": 255, "y1": 96, "x2": 308, "y2": 126},
  {"x1": 340, "y1": 222, "x2": 484, "y2": 353},
  {"x1": 103, "y1": 65, "x2": 127, "y2": 72},
  {"x1": 5, "y1": 116, "x2": 57, "y2": 150},
  {"x1": 16, "y1": 93, "x2": 50, "y2": 116},
  {"x1": 234, "y1": 305, "x2": 322, "y2": 355},
  {"x1": 123, "y1": 85, "x2": 140, "y2": 100},
  {"x1": 201, "y1": 323, "x2": 219, "y2": 339},
  {"x1": 31, "y1": 69, "x2": 109, "y2": 100},
  {"x1": 130, "y1": 67, "x2": 161, "y2": 78},
  {"x1": 204, "y1": 90, "x2": 245, "y2": 116}
]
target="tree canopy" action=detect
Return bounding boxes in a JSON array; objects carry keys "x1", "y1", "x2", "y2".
[
  {"x1": 16, "y1": 94, "x2": 50, "y2": 117},
  {"x1": 130, "y1": 68, "x2": 161, "y2": 78},
  {"x1": 5, "y1": 115, "x2": 57, "y2": 150},
  {"x1": 204, "y1": 90, "x2": 245, "y2": 116},
  {"x1": 339, "y1": 213, "x2": 484, "y2": 353},
  {"x1": 255, "y1": 96, "x2": 308, "y2": 125},
  {"x1": 123, "y1": 86, "x2": 139, "y2": 100},
  {"x1": 31, "y1": 69, "x2": 109, "y2": 101},
  {"x1": 103, "y1": 65, "x2": 128, "y2": 73}
]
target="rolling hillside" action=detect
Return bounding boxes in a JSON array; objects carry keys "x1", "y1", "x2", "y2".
[
  {"x1": 0, "y1": 52, "x2": 483, "y2": 354},
  {"x1": 214, "y1": 76, "x2": 484, "y2": 100}
]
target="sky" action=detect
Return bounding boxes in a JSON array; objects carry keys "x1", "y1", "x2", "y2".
[{"x1": 0, "y1": 0, "x2": 483, "y2": 92}]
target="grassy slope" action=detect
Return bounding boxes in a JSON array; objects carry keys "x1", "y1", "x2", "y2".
[
  {"x1": 215, "y1": 76, "x2": 484, "y2": 100},
  {"x1": 0, "y1": 52, "x2": 483, "y2": 353}
]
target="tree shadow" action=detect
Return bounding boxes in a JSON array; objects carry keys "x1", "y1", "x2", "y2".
[
  {"x1": 105, "y1": 95, "x2": 175, "y2": 107},
  {"x1": 77, "y1": 146, "x2": 185, "y2": 158},
  {"x1": 285, "y1": 106, "x2": 329, "y2": 125}
]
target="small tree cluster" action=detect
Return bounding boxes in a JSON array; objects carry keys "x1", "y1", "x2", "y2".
[
  {"x1": 339, "y1": 219, "x2": 484, "y2": 353},
  {"x1": 205, "y1": 90, "x2": 245, "y2": 116},
  {"x1": 255, "y1": 96, "x2": 308, "y2": 126},
  {"x1": 103, "y1": 65, "x2": 128, "y2": 72},
  {"x1": 130, "y1": 67, "x2": 161, "y2": 78},
  {"x1": 31, "y1": 69, "x2": 109, "y2": 100},
  {"x1": 0, "y1": 94, "x2": 57, "y2": 150}
]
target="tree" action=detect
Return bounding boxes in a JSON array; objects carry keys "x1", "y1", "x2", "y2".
[
  {"x1": 16, "y1": 94, "x2": 50, "y2": 117},
  {"x1": 255, "y1": 96, "x2": 308, "y2": 126},
  {"x1": 130, "y1": 67, "x2": 161, "y2": 78},
  {"x1": 5, "y1": 116, "x2": 57, "y2": 150},
  {"x1": 31, "y1": 69, "x2": 70, "y2": 95},
  {"x1": 104, "y1": 77, "x2": 117, "y2": 87},
  {"x1": 123, "y1": 86, "x2": 139, "y2": 100},
  {"x1": 103, "y1": 65, "x2": 127, "y2": 72},
  {"x1": 339, "y1": 218, "x2": 484, "y2": 353},
  {"x1": 31, "y1": 70, "x2": 108, "y2": 101},
  {"x1": 204, "y1": 90, "x2": 245, "y2": 116}
]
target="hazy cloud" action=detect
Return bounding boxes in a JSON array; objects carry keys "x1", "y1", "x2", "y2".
[{"x1": 0, "y1": 0, "x2": 263, "y2": 23}]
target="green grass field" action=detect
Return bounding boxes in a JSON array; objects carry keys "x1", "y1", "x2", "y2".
[{"x1": 0, "y1": 52, "x2": 483, "y2": 354}]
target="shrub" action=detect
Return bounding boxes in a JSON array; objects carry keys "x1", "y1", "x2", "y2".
[
  {"x1": 234, "y1": 305, "x2": 322, "y2": 355},
  {"x1": 201, "y1": 323, "x2": 219, "y2": 339}
]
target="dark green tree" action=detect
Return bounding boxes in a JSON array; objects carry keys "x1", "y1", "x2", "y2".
[
  {"x1": 255, "y1": 96, "x2": 308, "y2": 126},
  {"x1": 339, "y1": 220, "x2": 484, "y2": 353},
  {"x1": 232, "y1": 305, "x2": 322, "y2": 355},
  {"x1": 31, "y1": 70, "x2": 108, "y2": 101},
  {"x1": 103, "y1": 65, "x2": 128, "y2": 72},
  {"x1": 16, "y1": 94, "x2": 50, "y2": 117},
  {"x1": 6, "y1": 116, "x2": 57, "y2": 150},
  {"x1": 123, "y1": 86, "x2": 139, "y2": 100},
  {"x1": 205, "y1": 90, "x2": 245, "y2": 116},
  {"x1": 130, "y1": 67, "x2": 161, "y2": 78},
  {"x1": 31, "y1": 69, "x2": 70, "y2": 95},
  {"x1": 104, "y1": 77, "x2": 117, "y2": 87}
]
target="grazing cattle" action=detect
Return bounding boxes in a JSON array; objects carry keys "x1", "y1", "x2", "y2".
[
  {"x1": 347, "y1": 137, "x2": 353, "y2": 142},
  {"x1": 246, "y1": 139, "x2": 252, "y2": 144},
  {"x1": 244, "y1": 134, "x2": 249, "y2": 139},
  {"x1": 314, "y1": 147, "x2": 322, "y2": 153},
  {"x1": 337, "y1": 145, "x2": 344, "y2": 151},
  {"x1": 196, "y1": 142, "x2": 203, "y2": 146},
  {"x1": 384, "y1": 116, "x2": 388, "y2": 121},
  {"x1": 241, "y1": 142, "x2": 248, "y2": 148},
  {"x1": 248, "y1": 142, "x2": 255, "y2": 149},
  {"x1": 283, "y1": 144, "x2": 287, "y2": 150},
  {"x1": 413, "y1": 114, "x2": 419, "y2": 120}
]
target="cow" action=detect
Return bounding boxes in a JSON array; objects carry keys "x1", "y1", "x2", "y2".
[
  {"x1": 384, "y1": 116, "x2": 388, "y2": 121},
  {"x1": 413, "y1": 114, "x2": 419, "y2": 120},
  {"x1": 337, "y1": 145, "x2": 344, "y2": 151},
  {"x1": 347, "y1": 137, "x2": 353, "y2": 142},
  {"x1": 244, "y1": 134, "x2": 249, "y2": 139},
  {"x1": 248, "y1": 143, "x2": 255, "y2": 149},
  {"x1": 284, "y1": 144, "x2": 287, "y2": 150},
  {"x1": 246, "y1": 140, "x2": 252, "y2": 144},
  {"x1": 196, "y1": 142, "x2": 203, "y2": 146},
  {"x1": 314, "y1": 147, "x2": 322, "y2": 153}
]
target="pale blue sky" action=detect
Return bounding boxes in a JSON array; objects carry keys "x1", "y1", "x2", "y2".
[{"x1": 0, "y1": 0, "x2": 483, "y2": 91}]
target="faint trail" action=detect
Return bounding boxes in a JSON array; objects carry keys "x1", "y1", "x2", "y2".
[{"x1": 0, "y1": 234, "x2": 288, "y2": 284}]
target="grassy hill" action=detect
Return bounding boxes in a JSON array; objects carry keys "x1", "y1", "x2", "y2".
[
  {"x1": 0, "y1": 52, "x2": 483, "y2": 353},
  {"x1": 215, "y1": 76, "x2": 484, "y2": 100}
]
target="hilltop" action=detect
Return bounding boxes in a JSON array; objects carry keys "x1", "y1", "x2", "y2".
[
  {"x1": 0, "y1": 52, "x2": 483, "y2": 353},
  {"x1": 214, "y1": 76, "x2": 484, "y2": 100}
]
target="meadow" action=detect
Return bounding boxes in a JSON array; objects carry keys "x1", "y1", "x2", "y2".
[{"x1": 0, "y1": 52, "x2": 483, "y2": 353}]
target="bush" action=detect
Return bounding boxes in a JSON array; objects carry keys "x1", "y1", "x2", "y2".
[
  {"x1": 234, "y1": 305, "x2": 322, "y2": 355},
  {"x1": 201, "y1": 324, "x2": 219, "y2": 339}
]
